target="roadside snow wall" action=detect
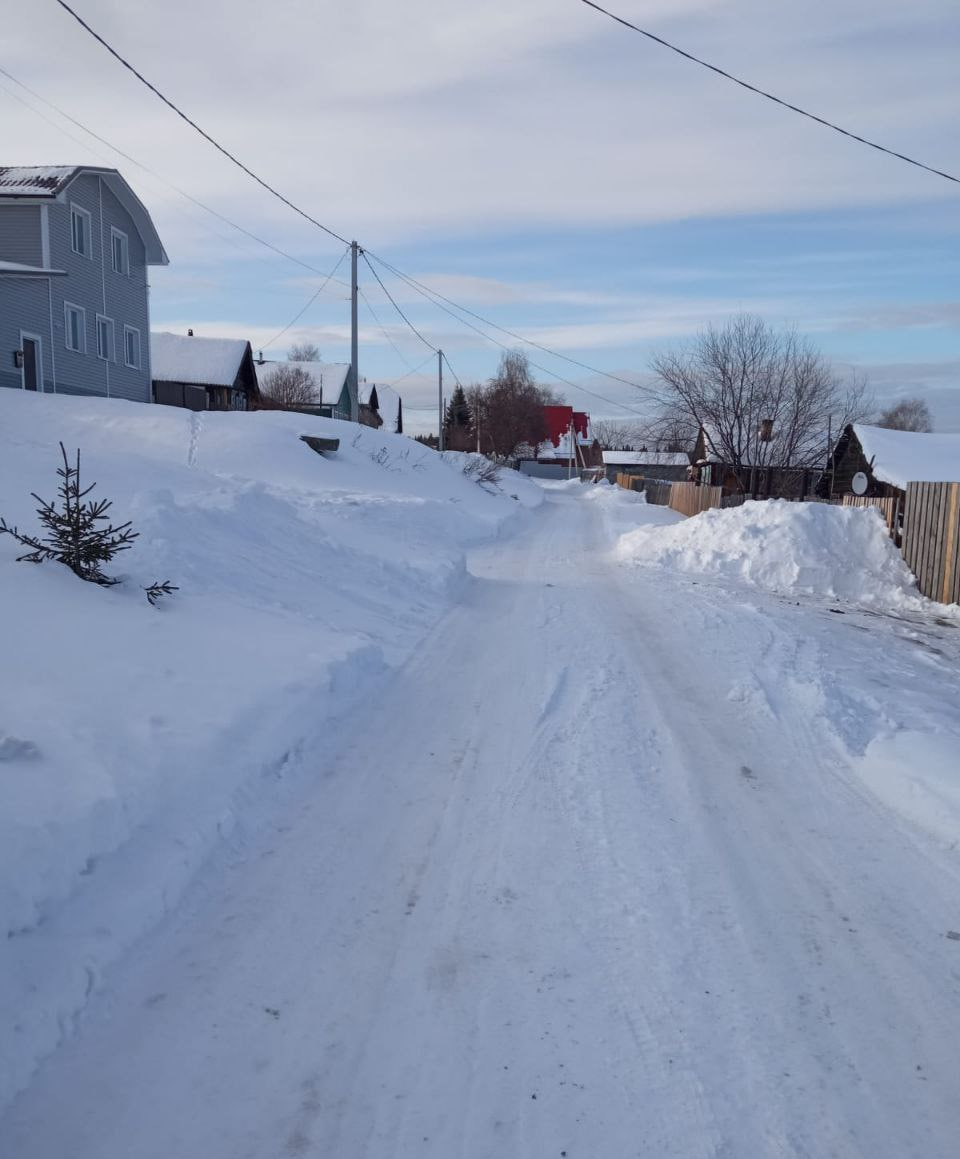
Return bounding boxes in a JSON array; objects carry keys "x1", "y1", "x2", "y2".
[{"x1": 0, "y1": 390, "x2": 540, "y2": 1111}]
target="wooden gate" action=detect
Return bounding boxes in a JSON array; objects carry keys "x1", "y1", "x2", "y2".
[{"x1": 902, "y1": 482, "x2": 960, "y2": 605}]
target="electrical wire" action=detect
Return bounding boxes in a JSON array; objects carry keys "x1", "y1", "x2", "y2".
[
  {"x1": 360, "y1": 251, "x2": 438, "y2": 354},
  {"x1": 358, "y1": 286, "x2": 417, "y2": 371},
  {"x1": 365, "y1": 255, "x2": 650, "y2": 417},
  {"x1": 0, "y1": 63, "x2": 351, "y2": 286},
  {"x1": 580, "y1": 0, "x2": 960, "y2": 186},
  {"x1": 48, "y1": 0, "x2": 662, "y2": 411},
  {"x1": 365, "y1": 251, "x2": 648, "y2": 392},
  {"x1": 385, "y1": 354, "x2": 437, "y2": 388},
  {"x1": 53, "y1": 0, "x2": 352, "y2": 244},
  {"x1": 260, "y1": 245, "x2": 351, "y2": 351}
]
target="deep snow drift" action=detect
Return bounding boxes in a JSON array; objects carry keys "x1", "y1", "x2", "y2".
[
  {"x1": 616, "y1": 497, "x2": 930, "y2": 610},
  {"x1": 0, "y1": 389, "x2": 540, "y2": 1109}
]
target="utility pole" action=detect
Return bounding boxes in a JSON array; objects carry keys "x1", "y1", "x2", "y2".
[
  {"x1": 350, "y1": 240, "x2": 360, "y2": 423},
  {"x1": 568, "y1": 418, "x2": 575, "y2": 480},
  {"x1": 438, "y1": 349, "x2": 444, "y2": 451}
]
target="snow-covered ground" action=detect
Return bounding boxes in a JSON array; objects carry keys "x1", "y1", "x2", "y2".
[
  {"x1": 2, "y1": 409, "x2": 960, "y2": 1157},
  {"x1": 0, "y1": 390, "x2": 540, "y2": 1110}
]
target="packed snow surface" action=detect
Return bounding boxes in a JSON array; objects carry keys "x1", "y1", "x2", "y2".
[
  {"x1": 2, "y1": 413, "x2": 960, "y2": 1157},
  {"x1": 617, "y1": 497, "x2": 927, "y2": 609},
  {"x1": 855, "y1": 423, "x2": 960, "y2": 488}
]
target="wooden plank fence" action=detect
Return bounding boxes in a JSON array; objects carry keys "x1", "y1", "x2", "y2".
[
  {"x1": 841, "y1": 494, "x2": 902, "y2": 541},
  {"x1": 669, "y1": 481, "x2": 723, "y2": 518},
  {"x1": 902, "y1": 482, "x2": 960, "y2": 605},
  {"x1": 615, "y1": 472, "x2": 644, "y2": 493}
]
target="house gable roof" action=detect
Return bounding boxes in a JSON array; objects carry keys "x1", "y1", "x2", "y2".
[
  {"x1": 254, "y1": 359, "x2": 351, "y2": 400},
  {"x1": 151, "y1": 332, "x2": 254, "y2": 388},
  {"x1": 0, "y1": 165, "x2": 168, "y2": 265},
  {"x1": 853, "y1": 423, "x2": 960, "y2": 488}
]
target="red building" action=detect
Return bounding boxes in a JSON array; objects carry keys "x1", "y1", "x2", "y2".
[{"x1": 537, "y1": 406, "x2": 602, "y2": 467}]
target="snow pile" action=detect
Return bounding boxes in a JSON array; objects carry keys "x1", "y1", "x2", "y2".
[
  {"x1": 616, "y1": 499, "x2": 923, "y2": 607},
  {"x1": 0, "y1": 390, "x2": 540, "y2": 1110}
]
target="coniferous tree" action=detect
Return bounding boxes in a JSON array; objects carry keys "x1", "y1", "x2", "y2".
[
  {"x1": 443, "y1": 385, "x2": 474, "y2": 451},
  {"x1": 0, "y1": 443, "x2": 177, "y2": 603},
  {"x1": 0, "y1": 443, "x2": 137, "y2": 584}
]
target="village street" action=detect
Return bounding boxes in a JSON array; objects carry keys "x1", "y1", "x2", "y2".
[{"x1": 3, "y1": 485, "x2": 960, "y2": 1158}]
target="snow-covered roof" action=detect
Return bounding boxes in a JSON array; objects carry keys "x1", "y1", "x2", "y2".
[
  {"x1": 360, "y1": 383, "x2": 402, "y2": 430},
  {"x1": 0, "y1": 166, "x2": 78, "y2": 196},
  {"x1": 254, "y1": 359, "x2": 351, "y2": 400},
  {"x1": 0, "y1": 166, "x2": 168, "y2": 265},
  {"x1": 151, "y1": 332, "x2": 251, "y2": 387},
  {"x1": 602, "y1": 450, "x2": 689, "y2": 467},
  {"x1": 854, "y1": 424, "x2": 960, "y2": 489},
  {"x1": 0, "y1": 259, "x2": 65, "y2": 276}
]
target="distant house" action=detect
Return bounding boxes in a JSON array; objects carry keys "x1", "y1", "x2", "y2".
[
  {"x1": 822, "y1": 424, "x2": 960, "y2": 500},
  {"x1": 253, "y1": 357, "x2": 353, "y2": 420},
  {"x1": 0, "y1": 165, "x2": 167, "y2": 402},
  {"x1": 601, "y1": 449, "x2": 690, "y2": 484},
  {"x1": 534, "y1": 405, "x2": 603, "y2": 468},
  {"x1": 151, "y1": 331, "x2": 260, "y2": 411},
  {"x1": 359, "y1": 383, "x2": 403, "y2": 433}
]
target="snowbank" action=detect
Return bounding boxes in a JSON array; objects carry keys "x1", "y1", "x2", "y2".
[
  {"x1": 616, "y1": 499, "x2": 925, "y2": 609},
  {"x1": 0, "y1": 390, "x2": 540, "y2": 1109}
]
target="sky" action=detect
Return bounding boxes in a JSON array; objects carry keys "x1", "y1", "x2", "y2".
[{"x1": 3, "y1": 0, "x2": 959, "y2": 433}]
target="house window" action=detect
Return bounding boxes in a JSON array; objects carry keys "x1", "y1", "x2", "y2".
[
  {"x1": 111, "y1": 228, "x2": 128, "y2": 275},
  {"x1": 70, "y1": 204, "x2": 92, "y2": 258},
  {"x1": 96, "y1": 315, "x2": 115, "y2": 362},
  {"x1": 64, "y1": 302, "x2": 86, "y2": 353},
  {"x1": 123, "y1": 325, "x2": 141, "y2": 369}
]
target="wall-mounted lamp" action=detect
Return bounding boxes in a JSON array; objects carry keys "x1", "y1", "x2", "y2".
[{"x1": 13, "y1": 350, "x2": 24, "y2": 369}]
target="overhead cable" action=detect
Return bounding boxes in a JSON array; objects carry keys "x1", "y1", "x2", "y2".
[{"x1": 580, "y1": 0, "x2": 960, "y2": 186}]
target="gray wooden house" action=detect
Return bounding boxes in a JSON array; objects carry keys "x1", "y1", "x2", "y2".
[
  {"x1": 151, "y1": 331, "x2": 260, "y2": 411},
  {"x1": 0, "y1": 165, "x2": 167, "y2": 402}
]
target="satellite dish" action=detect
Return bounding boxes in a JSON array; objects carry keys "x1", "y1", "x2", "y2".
[{"x1": 851, "y1": 471, "x2": 868, "y2": 496}]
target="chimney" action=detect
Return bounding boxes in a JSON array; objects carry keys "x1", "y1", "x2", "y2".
[
  {"x1": 759, "y1": 418, "x2": 774, "y2": 442},
  {"x1": 187, "y1": 328, "x2": 194, "y2": 337}
]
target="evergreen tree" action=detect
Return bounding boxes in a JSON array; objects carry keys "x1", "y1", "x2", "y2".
[
  {"x1": 0, "y1": 443, "x2": 137, "y2": 585},
  {"x1": 443, "y1": 385, "x2": 474, "y2": 450}
]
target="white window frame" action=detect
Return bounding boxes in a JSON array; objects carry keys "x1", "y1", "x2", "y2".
[
  {"x1": 110, "y1": 226, "x2": 129, "y2": 275},
  {"x1": 19, "y1": 331, "x2": 44, "y2": 392},
  {"x1": 96, "y1": 314, "x2": 115, "y2": 362},
  {"x1": 64, "y1": 301, "x2": 86, "y2": 353},
  {"x1": 70, "y1": 203, "x2": 92, "y2": 259},
  {"x1": 123, "y1": 324, "x2": 141, "y2": 370}
]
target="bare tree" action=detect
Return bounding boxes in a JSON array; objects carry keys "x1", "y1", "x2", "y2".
[
  {"x1": 469, "y1": 351, "x2": 562, "y2": 458},
  {"x1": 260, "y1": 364, "x2": 320, "y2": 410},
  {"x1": 288, "y1": 342, "x2": 320, "y2": 362},
  {"x1": 591, "y1": 419, "x2": 646, "y2": 450},
  {"x1": 649, "y1": 314, "x2": 873, "y2": 469},
  {"x1": 875, "y1": 396, "x2": 933, "y2": 432}
]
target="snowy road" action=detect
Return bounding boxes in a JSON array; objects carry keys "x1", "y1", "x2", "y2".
[{"x1": 4, "y1": 487, "x2": 960, "y2": 1157}]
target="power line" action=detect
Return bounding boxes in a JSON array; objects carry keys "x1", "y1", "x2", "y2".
[
  {"x1": 366, "y1": 251, "x2": 648, "y2": 392},
  {"x1": 53, "y1": 0, "x2": 352, "y2": 244},
  {"x1": 358, "y1": 286, "x2": 417, "y2": 371},
  {"x1": 580, "y1": 0, "x2": 960, "y2": 186},
  {"x1": 441, "y1": 352, "x2": 464, "y2": 391},
  {"x1": 0, "y1": 63, "x2": 351, "y2": 286},
  {"x1": 261, "y1": 245, "x2": 351, "y2": 351},
  {"x1": 385, "y1": 353, "x2": 437, "y2": 388},
  {"x1": 365, "y1": 254, "x2": 650, "y2": 417},
  {"x1": 49, "y1": 0, "x2": 654, "y2": 410},
  {"x1": 361, "y1": 251, "x2": 438, "y2": 354}
]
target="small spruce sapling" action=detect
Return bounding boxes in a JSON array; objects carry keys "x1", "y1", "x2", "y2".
[{"x1": 0, "y1": 442, "x2": 177, "y2": 604}]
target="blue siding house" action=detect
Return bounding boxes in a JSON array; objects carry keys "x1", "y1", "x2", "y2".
[{"x1": 0, "y1": 165, "x2": 167, "y2": 403}]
